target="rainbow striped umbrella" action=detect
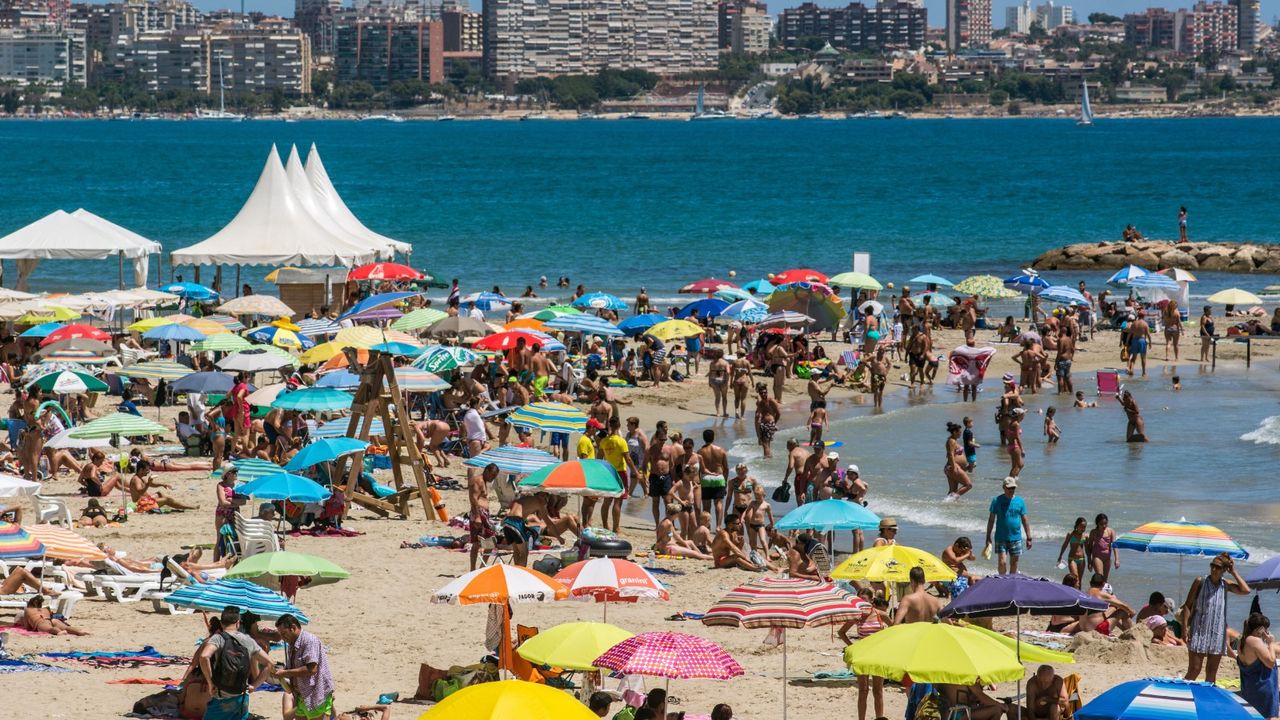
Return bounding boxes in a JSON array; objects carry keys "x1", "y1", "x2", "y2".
[
  {"x1": 392, "y1": 367, "x2": 449, "y2": 392},
  {"x1": 0, "y1": 521, "x2": 44, "y2": 559},
  {"x1": 1114, "y1": 518, "x2": 1248, "y2": 558},
  {"x1": 507, "y1": 402, "x2": 588, "y2": 434},
  {"x1": 312, "y1": 417, "x2": 384, "y2": 439},
  {"x1": 517, "y1": 459, "x2": 623, "y2": 497}
]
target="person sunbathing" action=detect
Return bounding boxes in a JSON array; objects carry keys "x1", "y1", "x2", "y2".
[
  {"x1": 0, "y1": 565, "x2": 55, "y2": 595},
  {"x1": 787, "y1": 534, "x2": 822, "y2": 581},
  {"x1": 127, "y1": 448, "x2": 213, "y2": 473},
  {"x1": 78, "y1": 456, "x2": 122, "y2": 498},
  {"x1": 655, "y1": 515, "x2": 711, "y2": 560},
  {"x1": 79, "y1": 498, "x2": 111, "y2": 527},
  {"x1": 18, "y1": 595, "x2": 87, "y2": 636},
  {"x1": 710, "y1": 514, "x2": 775, "y2": 571},
  {"x1": 127, "y1": 462, "x2": 197, "y2": 512}
]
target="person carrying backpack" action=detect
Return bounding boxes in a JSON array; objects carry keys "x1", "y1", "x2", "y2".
[{"x1": 196, "y1": 607, "x2": 274, "y2": 720}]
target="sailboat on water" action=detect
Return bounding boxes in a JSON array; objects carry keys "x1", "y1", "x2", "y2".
[
  {"x1": 690, "y1": 83, "x2": 730, "y2": 120},
  {"x1": 195, "y1": 55, "x2": 244, "y2": 121},
  {"x1": 1077, "y1": 80, "x2": 1094, "y2": 126}
]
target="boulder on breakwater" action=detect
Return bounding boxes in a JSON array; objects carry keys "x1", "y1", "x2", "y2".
[{"x1": 1031, "y1": 240, "x2": 1280, "y2": 274}]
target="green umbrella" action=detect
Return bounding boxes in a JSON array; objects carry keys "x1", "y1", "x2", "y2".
[
  {"x1": 26, "y1": 370, "x2": 108, "y2": 394},
  {"x1": 225, "y1": 551, "x2": 350, "y2": 586},
  {"x1": 528, "y1": 305, "x2": 582, "y2": 321},
  {"x1": 69, "y1": 412, "x2": 168, "y2": 439},
  {"x1": 391, "y1": 308, "x2": 448, "y2": 332},
  {"x1": 190, "y1": 334, "x2": 253, "y2": 353},
  {"x1": 517, "y1": 459, "x2": 623, "y2": 498},
  {"x1": 827, "y1": 272, "x2": 883, "y2": 291}
]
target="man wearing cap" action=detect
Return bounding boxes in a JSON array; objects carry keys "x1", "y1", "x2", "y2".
[{"x1": 985, "y1": 477, "x2": 1031, "y2": 574}]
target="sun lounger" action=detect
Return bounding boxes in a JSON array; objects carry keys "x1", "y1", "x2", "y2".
[
  {"x1": 0, "y1": 590, "x2": 83, "y2": 618},
  {"x1": 89, "y1": 559, "x2": 164, "y2": 603},
  {"x1": 145, "y1": 557, "x2": 222, "y2": 614}
]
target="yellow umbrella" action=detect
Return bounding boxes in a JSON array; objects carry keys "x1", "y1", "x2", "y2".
[
  {"x1": 271, "y1": 317, "x2": 302, "y2": 333},
  {"x1": 334, "y1": 326, "x2": 381, "y2": 348},
  {"x1": 830, "y1": 544, "x2": 956, "y2": 583},
  {"x1": 646, "y1": 319, "x2": 704, "y2": 341},
  {"x1": 17, "y1": 305, "x2": 80, "y2": 323},
  {"x1": 183, "y1": 318, "x2": 231, "y2": 335},
  {"x1": 843, "y1": 622, "x2": 1024, "y2": 685},
  {"x1": 1207, "y1": 288, "x2": 1262, "y2": 305},
  {"x1": 299, "y1": 341, "x2": 355, "y2": 365},
  {"x1": 126, "y1": 316, "x2": 177, "y2": 333},
  {"x1": 516, "y1": 622, "x2": 634, "y2": 671},
  {"x1": 264, "y1": 266, "x2": 302, "y2": 283},
  {"x1": 417, "y1": 680, "x2": 596, "y2": 720}
]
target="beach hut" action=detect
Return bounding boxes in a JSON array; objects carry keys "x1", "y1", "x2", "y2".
[{"x1": 0, "y1": 209, "x2": 162, "y2": 291}]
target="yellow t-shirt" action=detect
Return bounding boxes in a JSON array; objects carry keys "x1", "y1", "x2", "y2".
[
  {"x1": 598, "y1": 434, "x2": 629, "y2": 473},
  {"x1": 577, "y1": 435, "x2": 596, "y2": 460}
]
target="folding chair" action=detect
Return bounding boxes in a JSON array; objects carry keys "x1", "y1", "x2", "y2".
[{"x1": 1096, "y1": 369, "x2": 1121, "y2": 396}]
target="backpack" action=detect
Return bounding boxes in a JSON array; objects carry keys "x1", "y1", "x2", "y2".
[
  {"x1": 912, "y1": 692, "x2": 943, "y2": 720},
  {"x1": 210, "y1": 632, "x2": 251, "y2": 695}
]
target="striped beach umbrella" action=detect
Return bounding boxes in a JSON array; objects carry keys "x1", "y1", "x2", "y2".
[
  {"x1": 464, "y1": 446, "x2": 560, "y2": 475},
  {"x1": 391, "y1": 308, "x2": 447, "y2": 332},
  {"x1": 393, "y1": 367, "x2": 450, "y2": 392},
  {"x1": 121, "y1": 361, "x2": 192, "y2": 380},
  {"x1": 461, "y1": 292, "x2": 511, "y2": 312},
  {"x1": 1038, "y1": 285, "x2": 1089, "y2": 306},
  {"x1": 517, "y1": 459, "x2": 623, "y2": 498},
  {"x1": 126, "y1": 317, "x2": 176, "y2": 333},
  {"x1": 213, "y1": 457, "x2": 288, "y2": 482},
  {"x1": 26, "y1": 369, "x2": 108, "y2": 395},
  {"x1": 1114, "y1": 518, "x2": 1248, "y2": 558},
  {"x1": 759, "y1": 311, "x2": 816, "y2": 328},
  {"x1": 39, "y1": 349, "x2": 114, "y2": 365},
  {"x1": 190, "y1": 333, "x2": 253, "y2": 353},
  {"x1": 571, "y1": 292, "x2": 627, "y2": 311},
  {"x1": 507, "y1": 402, "x2": 588, "y2": 434},
  {"x1": 203, "y1": 314, "x2": 247, "y2": 332},
  {"x1": 25, "y1": 524, "x2": 107, "y2": 562},
  {"x1": 297, "y1": 318, "x2": 342, "y2": 338},
  {"x1": 433, "y1": 564, "x2": 568, "y2": 606},
  {"x1": 544, "y1": 314, "x2": 623, "y2": 336},
  {"x1": 517, "y1": 622, "x2": 635, "y2": 672},
  {"x1": 0, "y1": 521, "x2": 45, "y2": 559},
  {"x1": 69, "y1": 412, "x2": 168, "y2": 439},
  {"x1": 720, "y1": 298, "x2": 768, "y2": 320},
  {"x1": 312, "y1": 417, "x2": 383, "y2": 439},
  {"x1": 1127, "y1": 273, "x2": 1181, "y2": 292},
  {"x1": 593, "y1": 631, "x2": 743, "y2": 681},
  {"x1": 1003, "y1": 272, "x2": 1050, "y2": 294},
  {"x1": 525, "y1": 305, "x2": 581, "y2": 321},
  {"x1": 1076, "y1": 678, "x2": 1263, "y2": 720},
  {"x1": 247, "y1": 325, "x2": 315, "y2": 350},
  {"x1": 143, "y1": 324, "x2": 206, "y2": 342},
  {"x1": 1106, "y1": 264, "x2": 1151, "y2": 288},
  {"x1": 164, "y1": 578, "x2": 308, "y2": 621},
  {"x1": 337, "y1": 291, "x2": 424, "y2": 322},
  {"x1": 183, "y1": 318, "x2": 232, "y2": 335},
  {"x1": 555, "y1": 558, "x2": 669, "y2": 603},
  {"x1": 333, "y1": 326, "x2": 382, "y2": 348},
  {"x1": 271, "y1": 387, "x2": 353, "y2": 412}
]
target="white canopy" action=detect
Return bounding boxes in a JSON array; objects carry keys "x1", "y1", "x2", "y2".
[
  {"x1": 171, "y1": 146, "x2": 380, "y2": 268},
  {"x1": 283, "y1": 146, "x2": 385, "y2": 260},
  {"x1": 304, "y1": 144, "x2": 412, "y2": 258},
  {"x1": 0, "y1": 209, "x2": 162, "y2": 290}
]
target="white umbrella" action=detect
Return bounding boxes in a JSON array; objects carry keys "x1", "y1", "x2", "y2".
[
  {"x1": 217, "y1": 349, "x2": 293, "y2": 372},
  {"x1": 246, "y1": 383, "x2": 288, "y2": 406},
  {"x1": 45, "y1": 427, "x2": 130, "y2": 450},
  {"x1": 0, "y1": 473, "x2": 39, "y2": 498},
  {"x1": 219, "y1": 295, "x2": 295, "y2": 317},
  {"x1": 858, "y1": 300, "x2": 884, "y2": 316}
]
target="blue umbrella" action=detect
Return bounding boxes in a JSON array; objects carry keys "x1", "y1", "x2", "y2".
[
  {"x1": 1245, "y1": 555, "x2": 1280, "y2": 590},
  {"x1": 235, "y1": 472, "x2": 332, "y2": 503},
  {"x1": 1106, "y1": 264, "x2": 1151, "y2": 288},
  {"x1": 271, "y1": 387, "x2": 353, "y2": 412},
  {"x1": 714, "y1": 288, "x2": 755, "y2": 302},
  {"x1": 160, "y1": 282, "x2": 218, "y2": 300},
  {"x1": 1076, "y1": 678, "x2": 1262, "y2": 720},
  {"x1": 315, "y1": 370, "x2": 361, "y2": 389},
  {"x1": 170, "y1": 371, "x2": 238, "y2": 394},
  {"x1": 1039, "y1": 285, "x2": 1089, "y2": 306},
  {"x1": 939, "y1": 573, "x2": 1107, "y2": 618},
  {"x1": 617, "y1": 314, "x2": 665, "y2": 337},
  {"x1": 19, "y1": 322, "x2": 63, "y2": 338},
  {"x1": 142, "y1": 324, "x2": 207, "y2": 342},
  {"x1": 246, "y1": 325, "x2": 316, "y2": 350},
  {"x1": 164, "y1": 578, "x2": 309, "y2": 622},
  {"x1": 463, "y1": 446, "x2": 561, "y2": 475},
  {"x1": 337, "y1": 292, "x2": 425, "y2": 321},
  {"x1": 740, "y1": 279, "x2": 775, "y2": 295},
  {"x1": 544, "y1": 314, "x2": 624, "y2": 336},
  {"x1": 312, "y1": 417, "x2": 383, "y2": 439},
  {"x1": 676, "y1": 298, "x2": 729, "y2": 320},
  {"x1": 721, "y1": 299, "x2": 768, "y2": 320},
  {"x1": 908, "y1": 273, "x2": 954, "y2": 288},
  {"x1": 214, "y1": 457, "x2": 288, "y2": 481},
  {"x1": 296, "y1": 318, "x2": 342, "y2": 337},
  {"x1": 1003, "y1": 273, "x2": 1051, "y2": 294},
  {"x1": 775, "y1": 499, "x2": 881, "y2": 532},
  {"x1": 571, "y1": 292, "x2": 627, "y2": 311},
  {"x1": 1127, "y1": 274, "x2": 1180, "y2": 292},
  {"x1": 369, "y1": 341, "x2": 422, "y2": 356},
  {"x1": 283, "y1": 437, "x2": 369, "y2": 471},
  {"x1": 462, "y1": 292, "x2": 511, "y2": 312}
]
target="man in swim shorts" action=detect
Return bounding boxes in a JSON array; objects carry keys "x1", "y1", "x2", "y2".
[
  {"x1": 1126, "y1": 315, "x2": 1150, "y2": 377},
  {"x1": 500, "y1": 494, "x2": 540, "y2": 566},
  {"x1": 1055, "y1": 325, "x2": 1075, "y2": 395},
  {"x1": 698, "y1": 428, "x2": 730, "y2": 530}
]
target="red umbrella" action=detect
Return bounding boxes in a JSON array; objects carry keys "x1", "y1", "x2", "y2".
[
  {"x1": 678, "y1": 278, "x2": 738, "y2": 294},
  {"x1": 39, "y1": 324, "x2": 110, "y2": 347},
  {"x1": 555, "y1": 558, "x2": 669, "y2": 602},
  {"x1": 347, "y1": 263, "x2": 423, "y2": 282},
  {"x1": 771, "y1": 268, "x2": 829, "y2": 285},
  {"x1": 472, "y1": 330, "x2": 545, "y2": 352}
]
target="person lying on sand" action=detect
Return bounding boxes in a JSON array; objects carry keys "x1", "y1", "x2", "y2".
[
  {"x1": 655, "y1": 514, "x2": 711, "y2": 560},
  {"x1": 18, "y1": 595, "x2": 88, "y2": 636}
]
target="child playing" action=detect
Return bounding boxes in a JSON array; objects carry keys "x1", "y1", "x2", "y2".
[
  {"x1": 962, "y1": 416, "x2": 979, "y2": 471},
  {"x1": 1073, "y1": 390, "x2": 1095, "y2": 408},
  {"x1": 1044, "y1": 407, "x2": 1061, "y2": 443},
  {"x1": 807, "y1": 400, "x2": 827, "y2": 447},
  {"x1": 1171, "y1": 375, "x2": 1181, "y2": 391}
]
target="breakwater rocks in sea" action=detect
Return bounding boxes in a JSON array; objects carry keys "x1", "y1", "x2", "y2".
[{"x1": 1032, "y1": 240, "x2": 1280, "y2": 273}]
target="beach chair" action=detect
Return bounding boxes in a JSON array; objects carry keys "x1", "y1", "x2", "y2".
[
  {"x1": 810, "y1": 543, "x2": 832, "y2": 578},
  {"x1": 233, "y1": 513, "x2": 282, "y2": 558},
  {"x1": 510, "y1": 625, "x2": 546, "y2": 683},
  {"x1": 1096, "y1": 370, "x2": 1121, "y2": 396},
  {"x1": 1063, "y1": 672, "x2": 1083, "y2": 718},
  {"x1": 477, "y1": 535, "x2": 512, "y2": 567},
  {"x1": 32, "y1": 494, "x2": 73, "y2": 526},
  {"x1": 91, "y1": 559, "x2": 164, "y2": 603}
]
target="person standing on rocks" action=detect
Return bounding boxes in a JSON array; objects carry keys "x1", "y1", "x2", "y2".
[{"x1": 1179, "y1": 206, "x2": 1189, "y2": 243}]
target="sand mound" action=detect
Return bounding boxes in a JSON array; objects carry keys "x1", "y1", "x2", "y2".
[{"x1": 1069, "y1": 631, "x2": 1149, "y2": 665}]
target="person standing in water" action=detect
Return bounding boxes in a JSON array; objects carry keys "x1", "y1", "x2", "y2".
[
  {"x1": 944, "y1": 422, "x2": 972, "y2": 501},
  {"x1": 1199, "y1": 305, "x2": 1216, "y2": 364}
]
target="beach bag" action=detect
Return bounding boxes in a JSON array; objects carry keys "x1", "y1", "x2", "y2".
[
  {"x1": 912, "y1": 692, "x2": 943, "y2": 720},
  {"x1": 415, "y1": 663, "x2": 449, "y2": 700},
  {"x1": 532, "y1": 556, "x2": 562, "y2": 576},
  {"x1": 433, "y1": 677, "x2": 463, "y2": 701},
  {"x1": 772, "y1": 482, "x2": 791, "y2": 503},
  {"x1": 210, "y1": 632, "x2": 251, "y2": 696}
]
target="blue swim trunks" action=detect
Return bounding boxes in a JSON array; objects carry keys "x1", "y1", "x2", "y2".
[
  {"x1": 1129, "y1": 338, "x2": 1148, "y2": 355},
  {"x1": 995, "y1": 538, "x2": 1024, "y2": 557},
  {"x1": 965, "y1": 454, "x2": 977, "y2": 465}
]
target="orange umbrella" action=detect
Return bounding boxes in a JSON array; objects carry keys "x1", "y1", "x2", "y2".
[
  {"x1": 504, "y1": 318, "x2": 546, "y2": 331},
  {"x1": 320, "y1": 348, "x2": 370, "y2": 372},
  {"x1": 432, "y1": 565, "x2": 568, "y2": 673},
  {"x1": 25, "y1": 524, "x2": 108, "y2": 562}
]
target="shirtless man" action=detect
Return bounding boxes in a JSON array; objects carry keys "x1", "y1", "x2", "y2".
[
  {"x1": 508, "y1": 337, "x2": 528, "y2": 381},
  {"x1": 958, "y1": 301, "x2": 977, "y2": 340},
  {"x1": 634, "y1": 287, "x2": 650, "y2": 315},
  {"x1": 127, "y1": 462, "x2": 196, "y2": 512},
  {"x1": 897, "y1": 288, "x2": 916, "y2": 329},
  {"x1": 753, "y1": 384, "x2": 781, "y2": 459},
  {"x1": 697, "y1": 429, "x2": 730, "y2": 530},
  {"x1": 521, "y1": 492, "x2": 581, "y2": 543},
  {"x1": 893, "y1": 566, "x2": 943, "y2": 624},
  {"x1": 1055, "y1": 326, "x2": 1076, "y2": 396},
  {"x1": 468, "y1": 463, "x2": 497, "y2": 570},
  {"x1": 707, "y1": 353, "x2": 731, "y2": 417},
  {"x1": 1065, "y1": 573, "x2": 1135, "y2": 635},
  {"x1": 730, "y1": 354, "x2": 752, "y2": 418},
  {"x1": 1024, "y1": 665, "x2": 1069, "y2": 720},
  {"x1": 415, "y1": 419, "x2": 452, "y2": 468},
  {"x1": 806, "y1": 375, "x2": 833, "y2": 412},
  {"x1": 799, "y1": 447, "x2": 839, "y2": 505},
  {"x1": 1013, "y1": 338, "x2": 1046, "y2": 394},
  {"x1": 1127, "y1": 315, "x2": 1151, "y2": 377},
  {"x1": 643, "y1": 421, "x2": 673, "y2": 526},
  {"x1": 783, "y1": 439, "x2": 811, "y2": 504},
  {"x1": 499, "y1": 494, "x2": 543, "y2": 567},
  {"x1": 868, "y1": 346, "x2": 891, "y2": 409},
  {"x1": 589, "y1": 392, "x2": 612, "y2": 429},
  {"x1": 530, "y1": 345, "x2": 555, "y2": 398},
  {"x1": 710, "y1": 514, "x2": 773, "y2": 571}
]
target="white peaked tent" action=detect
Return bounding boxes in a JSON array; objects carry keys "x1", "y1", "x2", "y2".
[
  {"x1": 0, "y1": 209, "x2": 162, "y2": 291},
  {"x1": 304, "y1": 143, "x2": 412, "y2": 259},
  {"x1": 283, "y1": 145, "x2": 383, "y2": 260},
  {"x1": 171, "y1": 145, "x2": 380, "y2": 268}
]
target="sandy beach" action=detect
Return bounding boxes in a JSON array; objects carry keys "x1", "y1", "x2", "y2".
[{"x1": 7, "y1": 322, "x2": 1280, "y2": 720}]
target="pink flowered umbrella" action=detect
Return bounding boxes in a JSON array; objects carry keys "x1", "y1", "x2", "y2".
[{"x1": 593, "y1": 631, "x2": 743, "y2": 682}]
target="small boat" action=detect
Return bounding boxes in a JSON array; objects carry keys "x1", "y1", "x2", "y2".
[
  {"x1": 521, "y1": 113, "x2": 551, "y2": 121},
  {"x1": 620, "y1": 112, "x2": 651, "y2": 120},
  {"x1": 865, "y1": 111, "x2": 885, "y2": 119},
  {"x1": 577, "y1": 111, "x2": 598, "y2": 120},
  {"x1": 887, "y1": 111, "x2": 907, "y2": 119},
  {"x1": 360, "y1": 115, "x2": 393, "y2": 122},
  {"x1": 797, "y1": 113, "x2": 823, "y2": 119},
  {"x1": 845, "y1": 112, "x2": 869, "y2": 119},
  {"x1": 751, "y1": 110, "x2": 778, "y2": 119},
  {"x1": 436, "y1": 114, "x2": 456, "y2": 121},
  {"x1": 690, "y1": 83, "x2": 731, "y2": 121},
  {"x1": 1078, "y1": 80, "x2": 1094, "y2": 126},
  {"x1": 193, "y1": 56, "x2": 244, "y2": 121}
]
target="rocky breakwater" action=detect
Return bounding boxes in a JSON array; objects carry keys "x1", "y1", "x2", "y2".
[{"x1": 1032, "y1": 240, "x2": 1280, "y2": 273}]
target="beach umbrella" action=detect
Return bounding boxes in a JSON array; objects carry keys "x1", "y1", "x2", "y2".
[
  {"x1": 225, "y1": 551, "x2": 350, "y2": 585},
  {"x1": 679, "y1": 278, "x2": 738, "y2": 294},
  {"x1": 594, "y1": 631, "x2": 743, "y2": 681},
  {"x1": 1245, "y1": 556, "x2": 1280, "y2": 590},
  {"x1": 203, "y1": 314, "x2": 247, "y2": 332},
  {"x1": 348, "y1": 262, "x2": 423, "y2": 282},
  {"x1": 189, "y1": 333, "x2": 253, "y2": 353},
  {"x1": 0, "y1": 473, "x2": 39, "y2": 498},
  {"x1": 1003, "y1": 272, "x2": 1050, "y2": 294},
  {"x1": 69, "y1": 412, "x2": 167, "y2": 439},
  {"x1": 217, "y1": 348, "x2": 294, "y2": 372},
  {"x1": 336, "y1": 291, "x2": 423, "y2": 321},
  {"x1": 1158, "y1": 267, "x2": 1199, "y2": 283},
  {"x1": 1039, "y1": 285, "x2": 1089, "y2": 306},
  {"x1": 142, "y1": 324, "x2": 207, "y2": 342},
  {"x1": 217, "y1": 457, "x2": 289, "y2": 482},
  {"x1": 45, "y1": 427, "x2": 129, "y2": 450},
  {"x1": 416, "y1": 680, "x2": 597, "y2": 720},
  {"x1": 120, "y1": 360, "x2": 191, "y2": 381},
  {"x1": 1127, "y1": 273, "x2": 1181, "y2": 292},
  {"x1": 721, "y1": 299, "x2": 769, "y2": 323},
  {"x1": 39, "y1": 323, "x2": 109, "y2": 347},
  {"x1": 1114, "y1": 517, "x2": 1248, "y2": 595},
  {"x1": 767, "y1": 282, "x2": 846, "y2": 331},
  {"x1": 919, "y1": 291, "x2": 956, "y2": 308},
  {"x1": 218, "y1": 295, "x2": 295, "y2": 317},
  {"x1": 25, "y1": 524, "x2": 107, "y2": 562},
  {"x1": 264, "y1": 266, "x2": 302, "y2": 283},
  {"x1": 423, "y1": 316, "x2": 490, "y2": 337},
  {"x1": 830, "y1": 544, "x2": 956, "y2": 583},
  {"x1": 571, "y1": 292, "x2": 627, "y2": 311},
  {"x1": 517, "y1": 459, "x2": 622, "y2": 497},
  {"x1": 26, "y1": 369, "x2": 107, "y2": 394},
  {"x1": 1076, "y1": 677, "x2": 1263, "y2": 720},
  {"x1": 843, "y1": 622, "x2": 1023, "y2": 685},
  {"x1": 461, "y1": 292, "x2": 511, "y2": 313},
  {"x1": 368, "y1": 341, "x2": 422, "y2": 356},
  {"x1": 160, "y1": 281, "x2": 218, "y2": 300},
  {"x1": 0, "y1": 522, "x2": 45, "y2": 559},
  {"x1": 312, "y1": 417, "x2": 383, "y2": 439},
  {"x1": 315, "y1": 370, "x2": 361, "y2": 389},
  {"x1": 246, "y1": 383, "x2": 288, "y2": 407},
  {"x1": 183, "y1": 318, "x2": 231, "y2": 335},
  {"x1": 164, "y1": 578, "x2": 308, "y2": 621},
  {"x1": 433, "y1": 565, "x2": 569, "y2": 674},
  {"x1": 1208, "y1": 288, "x2": 1262, "y2": 305},
  {"x1": 473, "y1": 330, "x2": 550, "y2": 352},
  {"x1": 954, "y1": 275, "x2": 1021, "y2": 299},
  {"x1": 236, "y1": 472, "x2": 331, "y2": 503},
  {"x1": 464, "y1": 446, "x2": 560, "y2": 475},
  {"x1": 507, "y1": 402, "x2": 589, "y2": 435},
  {"x1": 859, "y1": 300, "x2": 885, "y2": 317},
  {"x1": 675, "y1": 297, "x2": 729, "y2": 320},
  {"x1": 759, "y1": 310, "x2": 816, "y2": 328},
  {"x1": 521, "y1": 305, "x2": 579, "y2": 321},
  {"x1": 36, "y1": 349, "x2": 115, "y2": 365},
  {"x1": 516, "y1": 622, "x2": 635, "y2": 672},
  {"x1": 271, "y1": 387, "x2": 352, "y2": 412},
  {"x1": 908, "y1": 273, "x2": 955, "y2": 288},
  {"x1": 704, "y1": 577, "x2": 866, "y2": 719},
  {"x1": 33, "y1": 338, "x2": 113, "y2": 359},
  {"x1": 171, "y1": 371, "x2": 237, "y2": 394},
  {"x1": 19, "y1": 321, "x2": 64, "y2": 338},
  {"x1": 775, "y1": 499, "x2": 880, "y2": 533},
  {"x1": 247, "y1": 325, "x2": 315, "y2": 350},
  {"x1": 740, "y1": 278, "x2": 775, "y2": 295},
  {"x1": 283, "y1": 437, "x2": 368, "y2": 471},
  {"x1": 714, "y1": 287, "x2": 755, "y2": 302},
  {"x1": 298, "y1": 342, "x2": 351, "y2": 365},
  {"x1": 544, "y1": 314, "x2": 623, "y2": 336},
  {"x1": 391, "y1": 308, "x2": 447, "y2": 332},
  {"x1": 16, "y1": 305, "x2": 81, "y2": 324},
  {"x1": 555, "y1": 558, "x2": 669, "y2": 604},
  {"x1": 617, "y1": 313, "x2": 665, "y2": 337},
  {"x1": 392, "y1": 367, "x2": 449, "y2": 392},
  {"x1": 772, "y1": 268, "x2": 828, "y2": 285},
  {"x1": 126, "y1": 317, "x2": 177, "y2": 333},
  {"x1": 1106, "y1": 264, "x2": 1151, "y2": 287},
  {"x1": 296, "y1": 318, "x2": 343, "y2": 338},
  {"x1": 645, "y1": 319, "x2": 704, "y2": 341},
  {"x1": 827, "y1": 271, "x2": 883, "y2": 291}
]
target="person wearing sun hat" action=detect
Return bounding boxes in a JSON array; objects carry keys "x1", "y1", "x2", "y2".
[{"x1": 874, "y1": 516, "x2": 898, "y2": 547}]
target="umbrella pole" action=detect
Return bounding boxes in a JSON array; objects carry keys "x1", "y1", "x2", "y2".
[
  {"x1": 1016, "y1": 613, "x2": 1023, "y2": 720},
  {"x1": 1179, "y1": 556, "x2": 1185, "y2": 602},
  {"x1": 603, "y1": 600, "x2": 607, "y2": 623},
  {"x1": 782, "y1": 627, "x2": 789, "y2": 720}
]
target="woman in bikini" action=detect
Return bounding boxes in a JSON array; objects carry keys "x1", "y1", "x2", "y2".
[
  {"x1": 745, "y1": 485, "x2": 774, "y2": 553},
  {"x1": 1087, "y1": 513, "x2": 1119, "y2": 582},
  {"x1": 654, "y1": 513, "x2": 711, "y2": 560},
  {"x1": 205, "y1": 402, "x2": 229, "y2": 471},
  {"x1": 807, "y1": 399, "x2": 827, "y2": 447},
  {"x1": 1057, "y1": 517, "x2": 1089, "y2": 581},
  {"x1": 77, "y1": 449, "x2": 121, "y2": 498},
  {"x1": 707, "y1": 352, "x2": 730, "y2": 418},
  {"x1": 213, "y1": 468, "x2": 240, "y2": 559},
  {"x1": 79, "y1": 498, "x2": 110, "y2": 528},
  {"x1": 18, "y1": 595, "x2": 88, "y2": 636},
  {"x1": 730, "y1": 355, "x2": 751, "y2": 419},
  {"x1": 671, "y1": 455, "x2": 700, "y2": 540},
  {"x1": 944, "y1": 422, "x2": 972, "y2": 500},
  {"x1": 1046, "y1": 573, "x2": 1082, "y2": 632},
  {"x1": 1007, "y1": 414, "x2": 1025, "y2": 478}
]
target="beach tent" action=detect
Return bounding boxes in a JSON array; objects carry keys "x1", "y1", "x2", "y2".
[
  {"x1": 304, "y1": 144, "x2": 411, "y2": 260},
  {"x1": 0, "y1": 209, "x2": 161, "y2": 291},
  {"x1": 171, "y1": 146, "x2": 380, "y2": 269},
  {"x1": 282, "y1": 146, "x2": 393, "y2": 264}
]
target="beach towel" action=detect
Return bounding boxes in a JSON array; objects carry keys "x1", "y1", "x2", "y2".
[
  {"x1": 947, "y1": 345, "x2": 996, "y2": 387},
  {"x1": 0, "y1": 658, "x2": 80, "y2": 674},
  {"x1": 0, "y1": 623, "x2": 50, "y2": 637},
  {"x1": 287, "y1": 527, "x2": 363, "y2": 538},
  {"x1": 41, "y1": 646, "x2": 189, "y2": 668}
]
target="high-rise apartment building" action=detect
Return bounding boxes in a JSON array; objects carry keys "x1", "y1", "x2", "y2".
[
  {"x1": 0, "y1": 0, "x2": 72, "y2": 30},
  {"x1": 0, "y1": 29, "x2": 85, "y2": 83},
  {"x1": 1229, "y1": 0, "x2": 1259, "y2": 49},
  {"x1": 441, "y1": 7, "x2": 479, "y2": 52},
  {"x1": 1005, "y1": 0, "x2": 1031, "y2": 32},
  {"x1": 1123, "y1": 7, "x2": 1179, "y2": 48},
  {"x1": 1181, "y1": 0, "x2": 1236, "y2": 56},
  {"x1": 335, "y1": 20, "x2": 443, "y2": 88},
  {"x1": 1034, "y1": 1, "x2": 1071, "y2": 29},
  {"x1": 110, "y1": 28, "x2": 310, "y2": 94},
  {"x1": 482, "y1": 0, "x2": 718, "y2": 84},
  {"x1": 945, "y1": 0, "x2": 990, "y2": 51},
  {"x1": 777, "y1": 1, "x2": 925, "y2": 51},
  {"x1": 295, "y1": 0, "x2": 340, "y2": 55},
  {"x1": 719, "y1": 0, "x2": 769, "y2": 53}
]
